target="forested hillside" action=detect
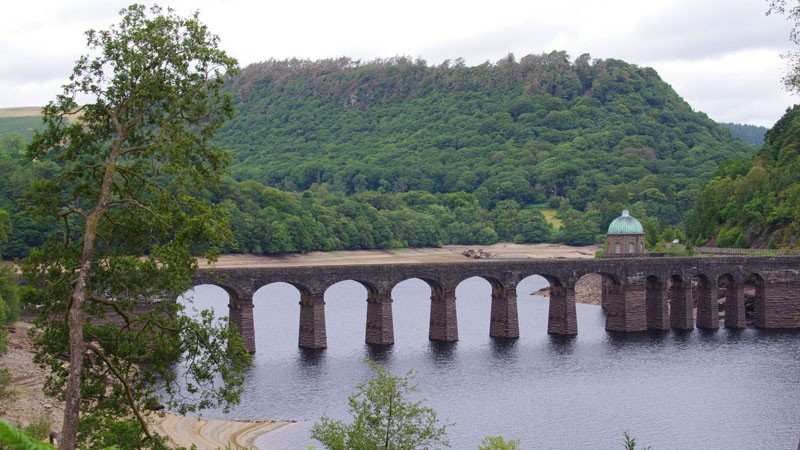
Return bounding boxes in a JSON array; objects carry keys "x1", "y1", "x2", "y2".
[
  {"x1": 219, "y1": 52, "x2": 754, "y2": 222},
  {"x1": 721, "y1": 122, "x2": 767, "y2": 145},
  {"x1": 0, "y1": 52, "x2": 763, "y2": 258},
  {"x1": 686, "y1": 105, "x2": 800, "y2": 248}
]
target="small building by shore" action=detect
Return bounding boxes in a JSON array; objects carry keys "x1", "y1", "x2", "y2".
[{"x1": 604, "y1": 210, "x2": 645, "y2": 257}]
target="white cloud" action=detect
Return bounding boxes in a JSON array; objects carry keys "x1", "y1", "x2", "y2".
[{"x1": 1, "y1": 0, "x2": 797, "y2": 126}]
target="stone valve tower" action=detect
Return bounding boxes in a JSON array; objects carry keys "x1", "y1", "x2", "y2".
[{"x1": 605, "y1": 210, "x2": 645, "y2": 256}]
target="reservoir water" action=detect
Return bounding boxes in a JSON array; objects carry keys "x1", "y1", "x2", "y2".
[{"x1": 180, "y1": 276, "x2": 800, "y2": 449}]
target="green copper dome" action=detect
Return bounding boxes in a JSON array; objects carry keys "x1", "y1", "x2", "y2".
[{"x1": 607, "y1": 210, "x2": 644, "y2": 234}]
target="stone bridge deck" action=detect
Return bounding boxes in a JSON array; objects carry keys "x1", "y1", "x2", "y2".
[{"x1": 192, "y1": 256, "x2": 800, "y2": 353}]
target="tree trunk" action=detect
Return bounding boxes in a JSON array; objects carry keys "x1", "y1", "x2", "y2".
[{"x1": 60, "y1": 151, "x2": 118, "y2": 449}]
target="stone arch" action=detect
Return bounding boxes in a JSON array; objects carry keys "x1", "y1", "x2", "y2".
[
  {"x1": 178, "y1": 283, "x2": 233, "y2": 322},
  {"x1": 186, "y1": 282, "x2": 256, "y2": 354},
  {"x1": 646, "y1": 275, "x2": 669, "y2": 330},
  {"x1": 578, "y1": 271, "x2": 622, "y2": 310},
  {"x1": 668, "y1": 274, "x2": 693, "y2": 330},
  {"x1": 717, "y1": 273, "x2": 745, "y2": 329},
  {"x1": 693, "y1": 273, "x2": 717, "y2": 329},
  {"x1": 744, "y1": 272, "x2": 766, "y2": 327}
]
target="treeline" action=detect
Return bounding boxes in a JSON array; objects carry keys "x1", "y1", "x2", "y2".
[
  {"x1": 686, "y1": 105, "x2": 800, "y2": 249},
  {"x1": 721, "y1": 122, "x2": 767, "y2": 145},
  {"x1": 2, "y1": 130, "x2": 686, "y2": 258}
]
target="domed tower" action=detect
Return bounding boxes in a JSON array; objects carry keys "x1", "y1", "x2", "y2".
[{"x1": 606, "y1": 210, "x2": 645, "y2": 256}]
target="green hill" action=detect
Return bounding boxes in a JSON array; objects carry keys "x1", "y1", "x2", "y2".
[
  {"x1": 218, "y1": 52, "x2": 755, "y2": 224},
  {"x1": 0, "y1": 52, "x2": 770, "y2": 258},
  {"x1": 686, "y1": 105, "x2": 800, "y2": 249}
]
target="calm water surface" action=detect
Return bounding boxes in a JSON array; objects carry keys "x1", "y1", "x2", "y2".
[{"x1": 180, "y1": 276, "x2": 800, "y2": 449}]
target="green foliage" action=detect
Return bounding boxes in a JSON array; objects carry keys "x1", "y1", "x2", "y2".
[
  {"x1": 0, "y1": 118, "x2": 43, "y2": 142},
  {"x1": 22, "y1": 4, "x2": 249, "y2": 448},
  {"x1": 622, "y1": 430, "x2": 651, "y2": 450},
  {"x1": 686, "y1": 105, "x2": 800, "y2": 248},
  {"x1": 0, "y1": 264, "x2": 20, "y2": 325},
  {"x1": 311, "y1": 362, "x2": 450, "y2": 450},
  {"x1": 721, "y1": 122, "x2": 767, "y2": 146},
  {"x1": 219, "y1": 53, "x2": 752, "y2": 218},
  {"x1": 768, "y1": 0, "x2": 800, "y2": 93},
  {"x1": 0, "y1": 419, "x2": 55, "y2": 450},
  {"x1": 22, "y1": 417, "x2": 52, "y2": 442},
  {"x1": 478, "y1": 435, "x2": 522, "y2": 449}
]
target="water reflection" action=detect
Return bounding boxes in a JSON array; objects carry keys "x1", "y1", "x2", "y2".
[
  {"x1": 427, "y1": 340, "x2": 457, "y2": 366},
  {"x1": 489, "y1": 337, "x2": 519, "y2": 360},
  {"x1": 297, "y1": 347, "x2": 326, "y2": 366},
  {"x1": 547, "y1": 334, "x2": 576, "y2": 355},
  {"x1": 364, "y1": 343, "x2": 393, "y2": 363}
]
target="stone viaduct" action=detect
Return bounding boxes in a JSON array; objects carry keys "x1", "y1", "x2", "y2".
[{"x1": 191, "y1": 256, "x2": 800, "y2": 353}]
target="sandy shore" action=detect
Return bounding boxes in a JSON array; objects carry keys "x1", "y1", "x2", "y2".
[
  {"x1": 149, "y1": 413, "x2": 292, "y2": 449},
  {"x1": 200, "y1": 243, "x2": 599, "y2": 268}
]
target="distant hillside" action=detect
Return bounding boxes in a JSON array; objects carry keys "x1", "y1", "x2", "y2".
[
  {"x1": 0, "y1": 107, "x2": 43, "y2": 141},
  {"x1": 720, "y1": 122, "x2": 767, "y2": 145},
  {"x1": 218, "y1": 52, "x2": 755, "y2": 225},
  {"x1": 687, "y1": 104, "x2": 800, "y2": 249}
]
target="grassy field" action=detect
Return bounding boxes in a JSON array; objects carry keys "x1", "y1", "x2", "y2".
[
  {"x1": 541, "y1": 209, "x2": 563, "y2": 229},
  {"x1": 0, "y1": 106, "x2": 41, "y2": 117}
]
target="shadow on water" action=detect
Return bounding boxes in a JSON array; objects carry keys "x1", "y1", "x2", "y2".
[
  {"x1": 696, "y1": 327, "x2": 723, "y2": 342},
  {"x1": 604, "y1": 329, "x2": 671, "y2": 350},
  {"x1": 547, "y1": 334, "x2": 576, "y2": 355},
  {"x1": 669, "y1": 328, "x2": 695, "y2": 346},
  {"x1": 364, "y1": 343, "x2": 394, "y2": 363},
  {"x1": 297, "y1": 347, "x2": 326, "y2": 367},
  {"x1": 720, "y1": 326, "x2": 747, "y2": 342},
  {"x1": 490, "y1": 337, "x2": 519, "y2": 361},
  {"x1": 427, "y1": 340, "x2": 457, "y2": 366}
]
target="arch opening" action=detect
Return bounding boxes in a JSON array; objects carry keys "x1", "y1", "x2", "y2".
[
  {"x1": 693, "y1": 273, "x2": 717, "y2": 329},
  {"x1": 716, "y1": 273, "x2": 744, "y2": 329},
  {"x1": 744, "y1": 273, "x2": 766, "y2": 327},
  {"x1": 178, "y1": 284, "x2": 231, "y2": 321},
  {"x1": 455, "y1": 276, "x2": 493, "y2": 341},
  {"x1": 325, "y1": 280, "x2": 369, "y2": 348},
  {"x1": 391, "y1": 278, "x2": 434, "y2": 342},
  {"x1": 252, "y1": 282, "x2": 302, "y2": 353}
]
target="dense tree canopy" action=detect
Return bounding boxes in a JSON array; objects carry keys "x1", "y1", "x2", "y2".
[
  {"x1": 721, "y1": 122, "x2": 767, "y2": 145},
  {"x1": 218, "y1": 53, "x2": 753, "y2": 221},
  {"x1": 0, "y1": 51, "x2": 761, "y2": 258},
  {"x1": 686, "y1": 105, "x2": 800, "y2": 248}
]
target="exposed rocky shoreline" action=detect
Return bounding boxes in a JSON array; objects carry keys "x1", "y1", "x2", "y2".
[
  {"x1": 532, "y1": 272, "x2": 604, "y2": 305},
  {"x1": 0, "y1": 322, "x2": 64, "y2": 437}
]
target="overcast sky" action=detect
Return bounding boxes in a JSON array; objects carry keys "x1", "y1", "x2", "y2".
[{"x1": 2, "y1": 0, "x2": 798, "y2": 127}]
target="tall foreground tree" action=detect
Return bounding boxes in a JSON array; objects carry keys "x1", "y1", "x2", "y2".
[
  {"x1": 23, "y1": 4, "x2": 249, "y2": 449},
  {"x1": 769, "y1": 0, "x2": 800, "y2": 92}
]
